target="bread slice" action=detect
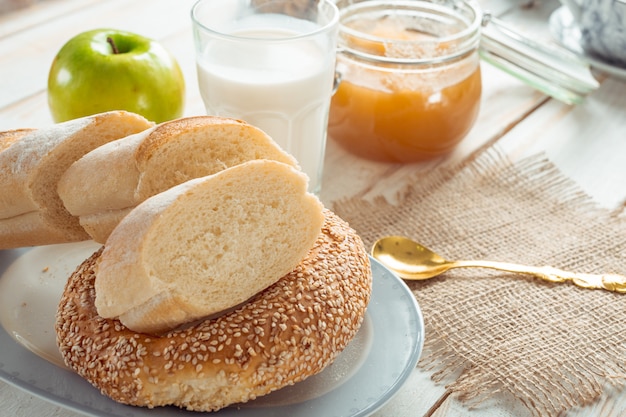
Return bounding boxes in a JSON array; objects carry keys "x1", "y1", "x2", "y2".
[
  {"x1": 0, "y1": 111, "x2": 153, "y2": 249},
  {"x1": 94, "y1": 160, "x2": 324, "y2": 334},
  {"x1": 58, "y1": 116, "x2": 298, "y2": 244}
]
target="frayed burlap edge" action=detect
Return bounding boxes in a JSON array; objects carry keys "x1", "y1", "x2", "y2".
[{"x1": 333, "y1": 147, "x2": 626, "y2": 417}]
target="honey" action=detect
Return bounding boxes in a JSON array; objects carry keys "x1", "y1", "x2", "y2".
[{"x1": 329, "y1": 0, "x2": 483, "y2": 162}]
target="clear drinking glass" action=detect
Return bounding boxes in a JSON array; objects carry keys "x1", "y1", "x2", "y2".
[{"x1": 191, "y1": 0, "x2": 339, "y2": 195}]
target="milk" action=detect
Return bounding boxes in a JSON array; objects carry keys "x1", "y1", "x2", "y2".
[{"x1": 195, "y1": 14, "x2": 336, "y2": 194}]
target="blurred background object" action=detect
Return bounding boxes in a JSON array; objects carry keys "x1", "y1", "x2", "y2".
[{"x1": 0, "y1": 0, "x2": 44, "y2": 14}]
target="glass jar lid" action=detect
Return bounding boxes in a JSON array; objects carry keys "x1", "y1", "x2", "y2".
[{"x1": 480, "y1": 13, "x2": 599, "y2": 105}]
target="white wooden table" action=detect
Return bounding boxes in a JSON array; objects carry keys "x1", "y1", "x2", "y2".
[{"x1": 1, "y1": 0, "x2": 626, "y2": 416}]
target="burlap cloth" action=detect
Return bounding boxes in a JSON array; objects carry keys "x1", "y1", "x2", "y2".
[{"x1": 333, "y1": 148, "x2": 626, "y2": 417}]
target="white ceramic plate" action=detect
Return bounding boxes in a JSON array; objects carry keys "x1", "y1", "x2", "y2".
[
  {"x1": 0, "y1": 242, "x2": 424, "y2": 417},
  {"x1": 550, "y1": 6, "x2": 626, "y2": 80}
]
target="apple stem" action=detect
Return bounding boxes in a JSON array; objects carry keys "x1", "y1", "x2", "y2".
[{"x1": 106, "y1": 37, "x2": 120, "y2": 54}]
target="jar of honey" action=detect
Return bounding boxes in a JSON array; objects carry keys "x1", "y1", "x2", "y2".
[{"x1": 329, "y1": 0, "x2": 483, "y2": 162}]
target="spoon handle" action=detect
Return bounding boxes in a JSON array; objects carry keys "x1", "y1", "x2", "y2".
[{"x1": 452, "y1": 260, "x2": 626, "y2": 293}]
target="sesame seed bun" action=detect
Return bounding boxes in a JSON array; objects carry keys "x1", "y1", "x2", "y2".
[{"x1": 55, "y1": 209, "x2": 372, "y2": 411}]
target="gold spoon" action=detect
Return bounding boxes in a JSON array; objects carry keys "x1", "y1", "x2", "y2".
[{"x1": 371, "y1": 236, "x2": 626, "y2": 293}]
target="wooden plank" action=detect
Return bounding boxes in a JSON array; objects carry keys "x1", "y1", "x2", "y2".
[
  {"x1": 498, "y1": 77, "x2": 626, "y2": 211},
  {"x1": 0, "y1": 0, "x2": 198, "y2": 111},
  {"x1": 372, "y1": 370, "x2": 449, "y2": 417},
  {"x1": 0, "y1": 0, "x2": 103, "y2": 39}
]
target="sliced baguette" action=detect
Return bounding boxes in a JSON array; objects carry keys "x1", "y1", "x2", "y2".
[
  {"x1": 0, "y1": 111, "x2": 153, "y2": 249},
  {"x1": 58, "y1": 116, "x2": 298, "y2": 244},
  {"x1": 94, "y1": 160, "x2": 324, "y2": 334}
]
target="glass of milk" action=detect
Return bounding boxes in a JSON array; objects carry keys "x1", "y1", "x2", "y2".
[{"x1": 191, "y1": 0, "x2": 339, "y2": 195}]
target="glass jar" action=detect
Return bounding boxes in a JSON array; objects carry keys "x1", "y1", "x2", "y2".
[{"x1": 329, "y1": 0, "x2": 483, "y2": 162}]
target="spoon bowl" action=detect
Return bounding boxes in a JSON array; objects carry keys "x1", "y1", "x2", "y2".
[
  {"x1": 371, "y1": 235, "x2": 626, "y2": 293},
  {"x1": 371, "y1": 236, "x2": 454, "y2": 280}
]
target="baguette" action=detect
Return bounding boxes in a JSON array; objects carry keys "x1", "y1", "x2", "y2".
[
  {"x1": 0, "y1": 128, "x2": 35, "y2": 153},
  {"x1": 0, "y1": 111, "x2": 153, "y2": 249},
  {"x1": 57, "y1": 116, "x2": 298, "y2": 244},
  {"x1": 94, "y1": 160, "x2": 324, "y2": 334},
  {"x1": 0, "y1": 128, "x2": 37, "y2": 216}
]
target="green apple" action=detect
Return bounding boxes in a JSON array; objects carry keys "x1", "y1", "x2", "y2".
[{"x1": 48, "y1": 28, "x2": 185, "y2": 123}]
